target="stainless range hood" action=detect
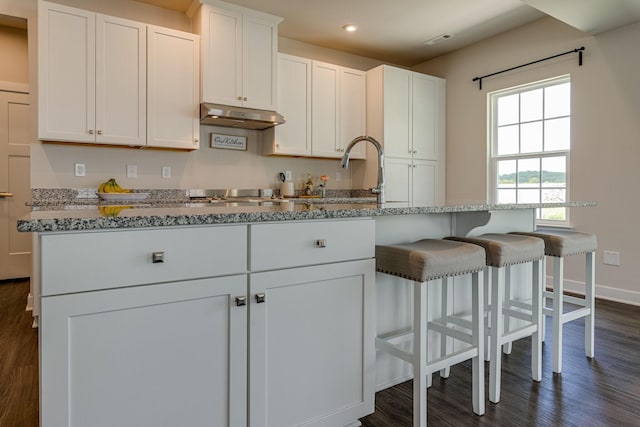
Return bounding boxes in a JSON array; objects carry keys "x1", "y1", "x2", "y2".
[{"x1": 200, "y1": 103, "x2": 285, "y2": 130}]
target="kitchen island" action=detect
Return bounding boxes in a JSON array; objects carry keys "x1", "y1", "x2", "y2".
[{"x1": 18, "y1": 200, "x2": 594, "y2": 427}]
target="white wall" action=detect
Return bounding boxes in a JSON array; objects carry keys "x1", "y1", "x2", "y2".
[{"x1": 414, "y1": 17, "x2": 640, "y2": 304}]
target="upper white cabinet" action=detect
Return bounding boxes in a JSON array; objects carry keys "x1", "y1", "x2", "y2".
[
  {"x1": 37, "y1": 0, "x2": 200, "y2": 150},
  {"x1": 265, "y1": 54, "x2": 366, "y2": 159},
  {"x1": 147, "y1": 26, "x2": 200, "y2": 149},
  {"x1": 366, "y1": 65, "x2": 445, "y2": 204},
  {"x1": 197, "y1": 1, "x2": 281, "y2": 110},
  {"x1": 38, "y1": 2, "x2": 146, "y2": 145}
]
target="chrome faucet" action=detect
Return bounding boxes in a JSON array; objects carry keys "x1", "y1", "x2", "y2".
[{"x1": 340, "y1": 135, "x2": 385, "y2": 204}]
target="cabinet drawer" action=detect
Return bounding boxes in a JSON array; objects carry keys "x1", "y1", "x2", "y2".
[
  {"x1": 41, "y1": 225, "x2": 247, "y2": 295},
  {"x1": 250, "y1": 219, "x2": 374, "y2": 271}
]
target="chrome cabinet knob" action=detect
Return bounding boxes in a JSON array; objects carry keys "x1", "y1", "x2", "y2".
[
  {"x1": 315, "y1": 239, "x2": 327, "y2": 248},
  {"x1": 235, "y1": 296, "x2": 247, "y2": 307},
  {"x1": 89, "y1": 129, "x2": 94, "y2": 134},
  {"x1": 152, "y1": 251, "x2": 165, "y2": 263},
  {"x1": 97, "y1": 130, "x2": 103, "y2": 135},
  {"x1": 255, "y1": 293, "x2": 266, "y2": 303}
]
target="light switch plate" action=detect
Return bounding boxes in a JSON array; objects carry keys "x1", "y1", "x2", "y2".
[
  {"x1": 127, "y1": 164, "x2": 137, "y2": 178},
  {"x1": 74, "y1": 163, "x2": 85, "y2": 177},
  {"x1": 162, "y1": 166, "x2": 171, "y2": 179}
]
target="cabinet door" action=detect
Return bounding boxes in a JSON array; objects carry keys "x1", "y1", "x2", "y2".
[
  {"x1": 382, "y1": 66, "x2": 411, "y2": 159},
  {"x1": 40, "y1": 275, "x2": 248, "y2": 427},
  {"x1": 38, "y1": 1, "x2": 96, "y2": 142},
  {"x1": 384, "y1": 157, "x2": 412, "y2": 203},
  {"x1": 339, "y1": 67, "x2": 366, "y2": 159},
  {"x1": 412, "y1": 73, "x2": 439, "y2": 160},
  {"x1": 412, "y1": 159, "x2": 437, "y2": 206},
  {"x1": 311, "y1": 61, "x2": 340, "y2": 158},
  {"x1": 95, "y1": 14, "x2": 146, "y2": 146},
  {"x1": 273, "y1": 54, "x2": 311, "y2": 155},
  {"x1": 250, "y1": 260, "x2": 375, "y2": 427},
  {"x1": 200, "y1": 5, "x2": 243, "y2": 107},
  {"x1": 243, "y1": 13, "x2": 278, "y2": 110},
  {"x1": 147, "y1": 26, "x2": 200, "y2": 149}
]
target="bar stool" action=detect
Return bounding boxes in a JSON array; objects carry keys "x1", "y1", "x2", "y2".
[
  {"x1": 375, "y1": 239, "x2": 486, "y2": 426},
  {"x1": 511, "y1": 230, "x2": 596, "y2": 373},
  {"x1": 445, "y1": 233, "x2": 544, "y2": 403}
]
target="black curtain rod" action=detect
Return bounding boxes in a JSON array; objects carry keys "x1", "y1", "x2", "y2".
[{"x1": 472, "y1": 46, "x2": 585, "y2": 90}]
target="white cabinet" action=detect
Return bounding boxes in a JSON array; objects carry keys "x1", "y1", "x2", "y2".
[
  {"x1": 197, "y1": 1, "x2": 281, "y2": 110},
  {"x1": 269, "y1": 53, "x2": 312, "y2": 156},
  {"x1": 147, "y1": 26, "x2": 200, "y2": 149},
  {"x1": 38, "y1": 225, "x2": 249, "y2": 427},
  {"x1": 367, "y1": 64, "x2": 445, "y2": 205},
  {"x1": 312, "y1": 61, "x2": 366, "y2": 159},
  {"x1": 37, "y1": 0, "x2": 199, "y2": 150},
  {"x1": 38, "y1": 1, "x2": 146, "y2": 145},
  {"x1": 249, "y1": 219, "x2": 375, "y2": 427}
]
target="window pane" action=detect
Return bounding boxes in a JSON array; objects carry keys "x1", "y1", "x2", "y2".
[
  {"x1": 542, "y1": 188, "x2": 565, "y2": 203},
  {"x1": 517, "y1": 158, "x2": 540, "y2": 186},
  {"x1": 497, "y1": 94, "x2": 519, "y2": 125},
  {"x1": 540, "y1": 207, "x2": 566, "y2": 221},
  {"x1": 545, "y1": 82, "x2": 570, "y2": 119},
  {"x1": 521, "y1": 88, "x2": 543, "y2": 122},
  {"x1": 542, "y1": 156, "x2": 566, "y2": 187},
  {"x1": 518, "y1": 189, "x2": 540, "y2": 203},
  {"x1": 544, "y1": 117, "x2": 570, "y2": 151},
  {"x1": 521, "y1": 121, "x2": 543, "y2": 153},
  {"x1": 497, "y1": 160, "x2": 516, "y2": 187},
  {"x1": 497, "y1": 125, "x2": 519, "y2": 155},
  {"x1": 498, "y1": 189, "x2": 516, "y2": 204}
]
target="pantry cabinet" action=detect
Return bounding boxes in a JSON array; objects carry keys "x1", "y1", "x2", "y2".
[
  {"x1": 197, "y1": 1, "x2": 281, "y2": 110},
  {"x1": 38, "y1": 2, "x2": 146, "y2": 145},
  {"x1": 366, "y1": 64, "x2": 445, "y2": 205},
  {"x1": 37, "y1": 0, "x2": 199, "y2": 149}
]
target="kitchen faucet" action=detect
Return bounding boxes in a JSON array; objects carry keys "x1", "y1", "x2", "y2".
[{"x1": 340, "y1": 136, "x2": 385, "y2": 204}]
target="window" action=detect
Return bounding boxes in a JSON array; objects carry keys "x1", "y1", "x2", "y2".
[{"x1": 489, "y1": 76, "x2": 570, "y2": 225}]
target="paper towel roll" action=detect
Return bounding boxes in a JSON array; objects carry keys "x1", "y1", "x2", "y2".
[{"x1": 280, "y1": 182, "x2": 294, "y2": 197}]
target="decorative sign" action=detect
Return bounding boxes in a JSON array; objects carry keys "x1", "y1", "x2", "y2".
[{"x1": 210, "y1": 133, "x2": 247, "y2": 151}]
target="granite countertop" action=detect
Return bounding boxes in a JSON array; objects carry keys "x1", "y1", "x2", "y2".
[{"x1": 17, "y1": 200, "x2": 597, "y2": 233}]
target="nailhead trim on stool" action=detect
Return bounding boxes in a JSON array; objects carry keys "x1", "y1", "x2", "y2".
[
  {"x1": 511, "y1": 230, "x2": 596, "y2": 373},
  {"x1": 375, "y1": 239, "x2": 486, "y2": 426},
  {"x1": 445, "y1": 233, "x2": 544, "y2": 403}
]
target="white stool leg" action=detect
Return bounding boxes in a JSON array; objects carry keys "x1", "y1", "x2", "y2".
[
  {"x1": 484, "y1": 268, "x2": 491, "y2": 361},
  {"x1": 440, "y1": 277, "x2": 451, "y2": 378},
  {"x1": 552, "y1": 256, "x2": 564, "y2": 373},
  {"x1": 541, "y1": 257, "x2": 547, "y2": 343},
  {"x1": 503, "y1": 265, "x2": 513, "y2": 355},
  {"x1": 471, "y1": 270, "x2": 485, "y2": 415},
  {"x1": 585, "y1": 251, "x2": 595, "y2": 358},
  {"x1": 489, "y1": 266, "x2": 504, "y2": 403},
  {"x1": 531, "y1": 259, "x2": 542, "y2": 382},
  {"x1": 413, "y1": 281, "x2": 428, "y2": 427}
]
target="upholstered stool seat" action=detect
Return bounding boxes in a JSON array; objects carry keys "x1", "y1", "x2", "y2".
[
  {"x1": 446, "y1": 233, "x2": 544, "y2": 403},
  {"x1": 511, "y1": 230, "x2": 596, "y2": 373},
  {"x1": 375, "y1": 239, "x2": 486, "y2": 426}
]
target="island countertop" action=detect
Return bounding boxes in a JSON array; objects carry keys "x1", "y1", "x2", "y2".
[{"x1": 17, "y1": 200, "x2": 596, "y2": 232}]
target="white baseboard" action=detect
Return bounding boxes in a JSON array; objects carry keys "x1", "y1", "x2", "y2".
[{"x1": 547, "y1": 276, "x2": 640, "y2": 306}]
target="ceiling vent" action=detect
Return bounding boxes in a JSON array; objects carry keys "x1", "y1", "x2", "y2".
[{"x1": 424, "y1": 33, "x2": 455, "y2": 45}]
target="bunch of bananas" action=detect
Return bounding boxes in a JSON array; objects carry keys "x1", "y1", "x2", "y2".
[
  {"x1": 98, "y1": 178, "x2": 132, "y2": 194},
  {"x1": 99, "y1": 205, "x2": 132, "y2": 217}
]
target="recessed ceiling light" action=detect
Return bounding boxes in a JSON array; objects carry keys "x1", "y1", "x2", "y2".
[{"x1": 342, "y1": 24, "x2": 358, "y2": 32}]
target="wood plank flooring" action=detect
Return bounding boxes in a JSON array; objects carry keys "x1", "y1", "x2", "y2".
[{"x1": 1, "y1": 279, "x2": 639, "y2": 426}]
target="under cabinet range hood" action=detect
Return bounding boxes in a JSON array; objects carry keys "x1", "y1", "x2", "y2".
[{"x1": 200, "y1": 103, "x2": 285, "y2": 130}]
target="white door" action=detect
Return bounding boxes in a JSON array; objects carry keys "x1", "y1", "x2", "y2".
[
  {"x1": 249, "y1": 260, "x2": 375, "y2": 427},
  {"x1": 311, "y1": 61, "x2": 340, "y2": 158},
  {"x1": 412, "y1": 73, "x2": 438, "y2": 160},
  {"x1": 242, "y1": 13, "x2": 278, "y2": 110},
  {"x1": 274, "y1": 54, "x2": 311, "y2": 155},
  {"x1": 412, "y1": 159, "x2": 437, "y2": 206},
  {"x1": 0, "y1": 90, "x2": 30, "y2": 280},
  {"x1": 382, "y1": 66, "x2": 411, "y2": 159},
  {"x1": 339, "y1": 67, "x2": 366, "y2": 159},
  {"x1": 384, "y1": 157, "x2": 411, "y2": 203},
  {"x1": 40, "y1": 275, "x2": 248, "y2": 427}
]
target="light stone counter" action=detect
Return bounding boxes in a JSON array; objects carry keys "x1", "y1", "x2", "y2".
[{"x1": 18, "y1": 200, "x2": 596, "y2": 233}]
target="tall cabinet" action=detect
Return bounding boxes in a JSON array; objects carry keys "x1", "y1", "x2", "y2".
[{"x1": 366, "y1": 65, "x2": 445, "y2": 205}]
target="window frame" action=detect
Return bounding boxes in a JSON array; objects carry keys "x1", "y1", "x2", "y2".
[{"x1": 487, "y1": 75, "x2": 571, "y2": 227}]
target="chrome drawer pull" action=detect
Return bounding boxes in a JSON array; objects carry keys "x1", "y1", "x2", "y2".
[
  {"x1": 255, "y1": 293, "x2": 266, "y2": 304},
  {"x1": 152, "y1": 251, "x2": 165, "y2": 263},
  {"x1": 235, "y1": 296, "x2": 247, "y2": 307},
  {"x1": 315, "y1": 239, "x2": 327, "y2": 248}
]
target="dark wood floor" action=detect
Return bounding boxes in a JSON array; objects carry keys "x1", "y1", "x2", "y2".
[{"x1": 1, "y1": 279, "x2": 639, "y2": 426}]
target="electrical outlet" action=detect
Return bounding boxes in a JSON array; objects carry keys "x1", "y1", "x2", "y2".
[
  {"x1": 284, "y1": 170, "x2": 292, "y2": 181},
  {"x1": 74, "y1": 163, "x2": 85, "y2": 177},
  {"x1": 162, "y1": 166, "x2": 171, "y2": 179},
  {"x1": 603, "y1": 250, "x2": 620, "y2": 266},
  {"x1": 336, "y1": 171, "x2": 342, "y2": 181},
  {"x1": 126, "y1": 164, "x2": 137, "y2": 178}
]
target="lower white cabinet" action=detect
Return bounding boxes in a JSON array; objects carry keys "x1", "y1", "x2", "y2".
[
  {"x1": 40, "y1": 275, "x2": 248, "y2": 427},
  {"x1": 385, "y1": 157, "x2": 439, "y2": 205},
  {"x1": 250, "y1": 260, "x2": 375, "y2": 427}
]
